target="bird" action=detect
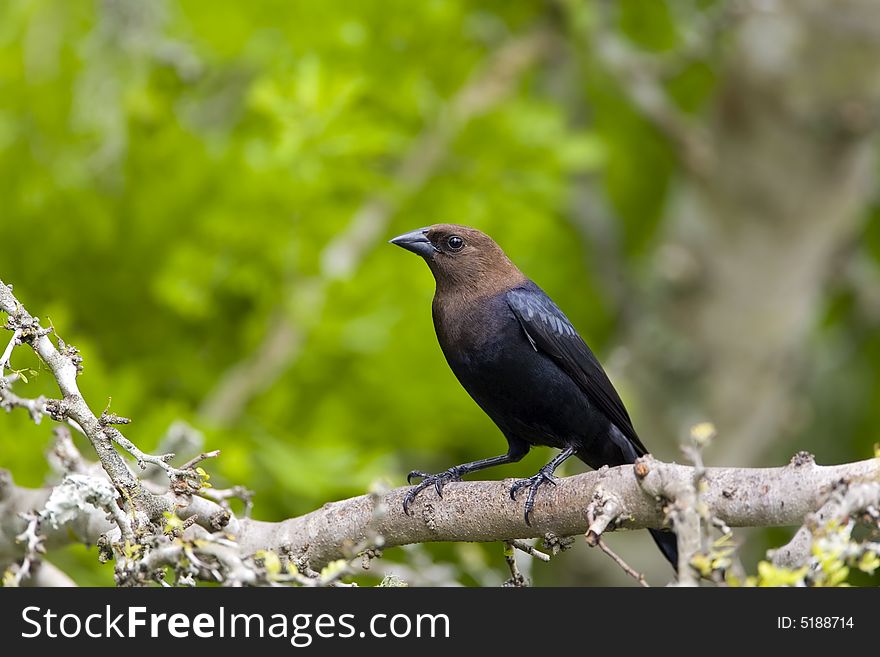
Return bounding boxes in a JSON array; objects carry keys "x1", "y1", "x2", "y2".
[{"x1": 389, "y1": 224, "x2": 678, "y2": 567}]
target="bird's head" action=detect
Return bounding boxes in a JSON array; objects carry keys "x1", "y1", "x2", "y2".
[{"x1": 390, "y1": 224, "x2": 524, "y2": 295}]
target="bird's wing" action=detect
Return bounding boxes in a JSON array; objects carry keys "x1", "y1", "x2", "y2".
[{"x1": 506, "y1": 285, "x2": 648, "y2": 456}]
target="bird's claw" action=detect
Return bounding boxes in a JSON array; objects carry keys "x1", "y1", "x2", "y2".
[
  {"x1": 403, "y1": 468, "x2": 462, "y2": 515},
  {"x1": 509, "y1": 469, "x2": 557, "y2": 526},
  {"x1": 407, "y1": 470, "x2": 432, "y2": 485}
]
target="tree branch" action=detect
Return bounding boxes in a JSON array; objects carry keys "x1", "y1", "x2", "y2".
[
  {"x1": 234, "y1": 455, "x2": 880, "y2": 570},
  {"x1": 4, "y1": 455, "x2": 877, "y2": 577},
  {"x1": 769, "y1": 478, "x2": 880, "y2": 570},
  {"x1": 0, "y1": 280, "x2": 170, "y2": 521}
]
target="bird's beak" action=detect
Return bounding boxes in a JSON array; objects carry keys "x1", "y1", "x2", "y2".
[{"x1": 389, "y1": 228, "x2": 437, "y2": 258}]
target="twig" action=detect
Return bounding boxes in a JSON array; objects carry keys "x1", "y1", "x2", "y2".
[
  {"x1": 141, "y1": 421, "x2": 207, "y2": 485},
  {"x1": 103, "y1": 428, "x2": 184, "y2": 476},
  {"x1": 0, "y1": 328, "x2": 21, "y2": 372},
  {"x1": 199, "y1": 485, "x2": 255, "y2": 518},
  {"x1": 180, "y1": 450, "x2": 221, "y2": 470},
  {"x1": 503, "y1": 542, "x2": 528, "y2": 587},
  {"x1": 585, "y1": 485, "x2": 622, "y2": 546},
  {"x1": 5, "y1": 512, "x2": 43, "y2": 587},
  {"x1": 590, "y1": 536, "x2": 650, "y2": 588},
  {"x1": 508, "y1": 539, "x2": 551, "y2": 562},
  {"x1": 0, "y1": 386, "x2": 48, "y2": 423},
  {"x1": 584, "y1": 486, "x2": 648, "y2": 585}
]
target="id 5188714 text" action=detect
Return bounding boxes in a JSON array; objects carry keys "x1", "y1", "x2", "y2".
[{"x1": 777, "y1": 617, "x2": 854, "y2": 630}]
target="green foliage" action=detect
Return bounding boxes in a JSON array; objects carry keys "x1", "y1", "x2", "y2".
[{"x1": 725, "y1": 521, "x2": 880, "y2": 588}]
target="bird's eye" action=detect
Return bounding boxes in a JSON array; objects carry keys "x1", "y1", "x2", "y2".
[{"x1": 447, "y1": 235, "x2": 464, "y2": 252}]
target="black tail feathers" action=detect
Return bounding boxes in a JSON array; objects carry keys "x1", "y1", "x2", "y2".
[{"x1": 649, "y1": 528, "x2": 678, "y2": 568}]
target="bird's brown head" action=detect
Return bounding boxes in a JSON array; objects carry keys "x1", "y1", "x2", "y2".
[{"x1": 390, "y1": 224, "x2": 525, "y2": 297}]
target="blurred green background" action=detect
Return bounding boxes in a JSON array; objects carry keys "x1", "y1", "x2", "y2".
[{"x1": 2, "y1": 0, "x2": 880, "y2": 586}]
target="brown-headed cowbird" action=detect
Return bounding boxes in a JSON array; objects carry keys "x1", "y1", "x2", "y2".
[{"x1": 390, "y1": 224, "x2": 677, "y2": 567}]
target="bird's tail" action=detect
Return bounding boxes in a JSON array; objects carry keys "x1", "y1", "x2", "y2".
[
  {"x1": 577, "y1": 434, "x2": 679, "y2": 569},
  {"x1": 649, "y1": 528, "x2": 679, "y2": 568}
]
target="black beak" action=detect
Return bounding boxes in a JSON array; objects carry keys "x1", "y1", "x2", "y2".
[{"x1": 389, "y1": 228, "x2": 437, "y2": 258}]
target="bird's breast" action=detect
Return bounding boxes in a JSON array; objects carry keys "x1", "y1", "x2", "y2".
[
  {"x1": 432, "y1": 293, "x2": 513, "y2": 362},
  {"x1": 433, "y1": 294, "x2": 543, "y2": 406},
  {"x1": 431, "y1": 290, "x2": 604, "y2": 447}
]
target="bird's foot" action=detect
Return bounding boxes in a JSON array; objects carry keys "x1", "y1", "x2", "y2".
[
  {"x1": 509, "y1": 468, "x2": 557, "y2": 526},
  {"x1": 403, "y1": 467, "x2": 462, "y2": 515}
]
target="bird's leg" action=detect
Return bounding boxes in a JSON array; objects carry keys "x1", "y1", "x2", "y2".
[
  {"x1": 510, "y1": 447, "x2": 576, "y2": 526},
  {"x1": 403, "y1": 448, "x2": 527, "y2": 516}
]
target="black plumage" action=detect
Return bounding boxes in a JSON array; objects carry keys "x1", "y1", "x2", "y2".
[{"x1": 390, "y1": 224, "x2": 677, "y2": 567}]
